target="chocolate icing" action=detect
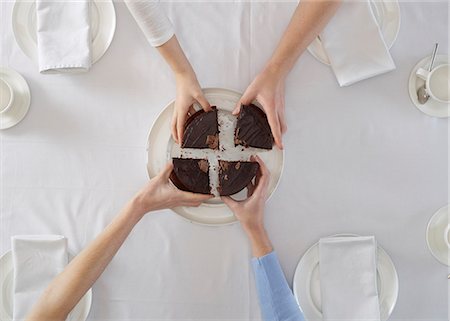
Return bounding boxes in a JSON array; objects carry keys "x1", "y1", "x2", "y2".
[
  {"x1": 182, "y1": 107, "x2": 219, "y2": 149},
  {"x1": 235, "y1": 104, "x2": 274, "y2": 150},
  {"x1": 218, "y1": 160, "x2": 259, "y2": 196},
  {"x1": 170, "y1": 158, "x2": 211, "y2": 194}
]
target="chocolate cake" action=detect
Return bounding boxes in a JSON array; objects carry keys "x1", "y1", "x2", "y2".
[
  {"x1": 170, "y1": 158, "x2": 211, "y2": 194},
  {"x1": 218, "y1": 160, "x2": 259, "y2": 196},
  {"x1": 235, "y1": 104, "x2": 274, "y2": 150},
  {"x1": 182, "y1": 106, "x2": 219, "y2": 149}
]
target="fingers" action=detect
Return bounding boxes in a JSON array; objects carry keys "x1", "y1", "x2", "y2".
[
  {"x1": 176, "y1": 112, "x2": 188, "y2": 145},
  {"x1": 195, "y1": 93, "x2": 211, "y2": 112},
  {"x1": 221, "y1": 196, "x2": 239, "y2": 210},
  {"x1": 171, "y1": 110, "x2": 178, "y2": 143},
  {"x1": 252, "y1": 155, "x2": 270, "y2": 195},
  {"x1": 160, "y1": 163, "x2": 174, "y2": 180},
  {"x1": 264, "y1": 104, "x2": 283, "y2": 149},
  {"x1": 179, "y1": 191, "x2": 213, "y2": 207},
  {"x1": 188, "y1": 105, "x2": 196, "y2": 117},
  {"x1": 278, "y1": 107, "x2": 288, "y2": 135},
  {"x1": 234, "y1": 89, "x2": 255, "y2": 115},
  {"x1": 247, "y1": 181, "x2": 256, "y2": 197}
]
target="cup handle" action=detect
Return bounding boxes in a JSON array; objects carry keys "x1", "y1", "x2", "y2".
[{"x1": 416, "y1": 68, "x2": 429, "y2": 81}]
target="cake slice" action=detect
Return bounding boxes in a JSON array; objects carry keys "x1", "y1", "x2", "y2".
[
  {"x1": 218, "y1": 160, "x2": 259, "y2": 196},
  {"x1": 235, "y1": 104, "x2": 274, "y2": 150},
  {"x1": 182, "y1": 106, "x2": 219, "y2": 149},
  {"x1": 170, "y1": 158, "x2": 211, "y2": 194}
]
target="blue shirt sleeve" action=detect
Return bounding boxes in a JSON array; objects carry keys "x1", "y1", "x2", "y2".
[{"x1": 251, "y1": 251, "x2": 305, "y2": 321}]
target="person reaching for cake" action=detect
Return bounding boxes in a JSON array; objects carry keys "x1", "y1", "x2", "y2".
[
  {"x1": 125, "y1": 1, "x2": 341, "y2": 150},
  {"x1": 24, "y1": 164, "x2": 213, "y2": 321},
  {"x1": 222, "y1": 155, "x2": 305, "y2": 321},
  {"x1": 235, "y1": 1, "x2": 341, "y2": 149},
  {"x1": 124, "y1": 1, "x2": 211, "y2": 145},
  {"x1": 24, "y1": 157, "x2": 303, "y2": 321}
]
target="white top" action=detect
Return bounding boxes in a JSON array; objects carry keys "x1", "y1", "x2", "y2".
[{"x1": 124, "y1": 0, "x2": 174, "y2": 47}]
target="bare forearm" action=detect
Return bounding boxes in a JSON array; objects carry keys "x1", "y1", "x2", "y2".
[
  {"x1": 268, "y1": 0, "x2": 341, "y2": 78},
  {"x1": 243, "y1": 223, "x2": 273, "y2": 258},
  {"x1": 26, "y1": 199, "x2": 146, "y2": 321},
  {"x1": 157, "y1": 35, "x2": 196, "y2": 79}
]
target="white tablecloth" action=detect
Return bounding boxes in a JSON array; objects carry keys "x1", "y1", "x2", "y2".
[{"x1": 1, "y1": 1, "x2": 448, "y2": 320}]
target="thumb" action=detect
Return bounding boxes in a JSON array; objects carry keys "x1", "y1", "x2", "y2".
[
  {"x1": 221, "y1": 196, "x2": 238, "y2": 210},
  {"x1": 196, "y1": 93, "x2": 212, "y2": 112},
  {"x1": 161, "y1": 163, "x2": 174, "y2": 180},
  {"x1": 234, "y1": 89, "x2": 254, "y2": 115}
]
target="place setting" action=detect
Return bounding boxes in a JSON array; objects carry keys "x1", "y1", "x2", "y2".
[
  {"x1": 0, "y1": 235, "x2": 92, "y2": 321},
  {"x1": 12, "y1": 0, "x2": 116, "y2": 72},
  {"x1": 1, "y1": 0, "x2": 116, "y2": 131},
  {"x1": 0, "y1": 67, "x2": 31, "y2": 130},
  {"x1": 408, "y1": 43, "x2": 450, "y2": 118}
]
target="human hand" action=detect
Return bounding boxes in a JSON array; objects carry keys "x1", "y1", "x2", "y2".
[
  {"x1": 234, "y1": 65, "x2": 287, "y2": 149},
  {"x1": 221, "y1": 156, "x2": 270, "y2": 232},
  {"x1": 133, "y1": 163, "x2": 212, "y2": 215},
  {"x1": 222, "y1": 156, "x2": 273, "y2": 257},
  {"x1": 171, "y1": 72, "x2": 211, "y2": 144}
]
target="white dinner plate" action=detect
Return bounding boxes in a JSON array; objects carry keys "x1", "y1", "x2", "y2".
[
  {"x1": 147, "y1": 88, "x2": 284, "y2": 226},
  {"x1": 0, "y1": 251, "x2": 92, "y2": 321},
  {"x1": 307, "y1": 0, "x2": 401, "y2": 65},
  {"x1": 408, "y1": 54, "x2": 449, "y2": 118},
  {"x1": 12, "y1": 0, "x2": 116, "y2": 65},
  {"x1": 0, "y1": 67, "x2": 31, "y2": 130},
  {"x1": 426, "y1": 205, "x2": 450, "y2": 266},
  {"x1": 293, "y1": 234, "x2": 399, "y2": 321}
]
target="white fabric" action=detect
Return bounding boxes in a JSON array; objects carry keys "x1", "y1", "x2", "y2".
[
  {"x1": 11, "y1": 235, "x2": 68, "y2": 320},
  {"x1": 320, "y1": 0, "x2": 395, "y2": 86},
  {"x1": 319, "y1": 236, "x2": 380, "y2": 321},
  {"x1": 0, "y1": 2, "x2": 448, "y2": 320},
  {"x1": 125, "y1": 0, "x2": 174, "y2": 47},
  {"x1": 36, "y1": 0, "x2": 91, "y2": 73}
]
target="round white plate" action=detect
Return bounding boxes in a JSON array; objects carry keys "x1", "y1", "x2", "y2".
[
  {"x1": 147, "y1": 88, "x2": 285, "y2": 226},
  {"x1": 307, "y1": 0, "x2": 401, "y2": 65},
  {"x1": 426, "y1": 205, "x2": 450, "y2": 266},
  {"x1": 0, "y1": 67, "x2": 31, "y2": 130},
  {"x1": 293, "y1": 234, "x2": 399, "y2": 321},
  {"x1": 12, "y1": 0, "x2": 116, "y2": 65},
  {"x1": 0, "y1": 251, "x2": 92, "y2": 321},
  {"x1": 408, "y1": 54, "x2": 449, "y2": 118}
]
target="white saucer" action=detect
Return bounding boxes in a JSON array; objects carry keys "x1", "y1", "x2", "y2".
[
  {"x1": 0, "y1": 67, "x2": 31, "y2": 130},
  {"x1": 293, "y1": 234, "x2": 399, "y2": 321},
  {"x1": 12, "y1": 0, "x2": 116, "y2": 65},
  {"x1": 307, "y1": 0, "x2": 401, "y2": 65},
  {"x1": 426, "y1": 205, "x2": 450, "y2": 266},
  {"x1": 0, "y1": 250, "x2": 92, "y2": 321},
  {"x1": 408, "y1": 55, "x2": 449, "y2": 118},
  {"x1": 147, "y1": 88, "x2": 285, "y2": 226}
]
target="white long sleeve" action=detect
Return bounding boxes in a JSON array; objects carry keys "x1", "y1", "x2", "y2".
[{"x1": 125, "y1": 0, "x2": 174, "y2": 47}]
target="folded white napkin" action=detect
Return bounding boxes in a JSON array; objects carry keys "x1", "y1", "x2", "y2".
[
  {"x1": 320, "y1": 0, "x2": 395, "y2": 86},
  {"x1": 36, "y1": 0, "x2": 91, "y2": 73},
  {"x1": 12, "y1": 235, "x2": 68, "y2": 320},
  {"x1": 319, "y1": 236, "x2": 380, "y2": 321}
]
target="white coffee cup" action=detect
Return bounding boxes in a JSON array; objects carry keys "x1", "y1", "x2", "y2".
[
  {"x1": 0, "y1": 78, "x2": 14, "y2": 114},
  {"x1": 416, "y1": 63, "x2": 450, "y2": 104}
]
